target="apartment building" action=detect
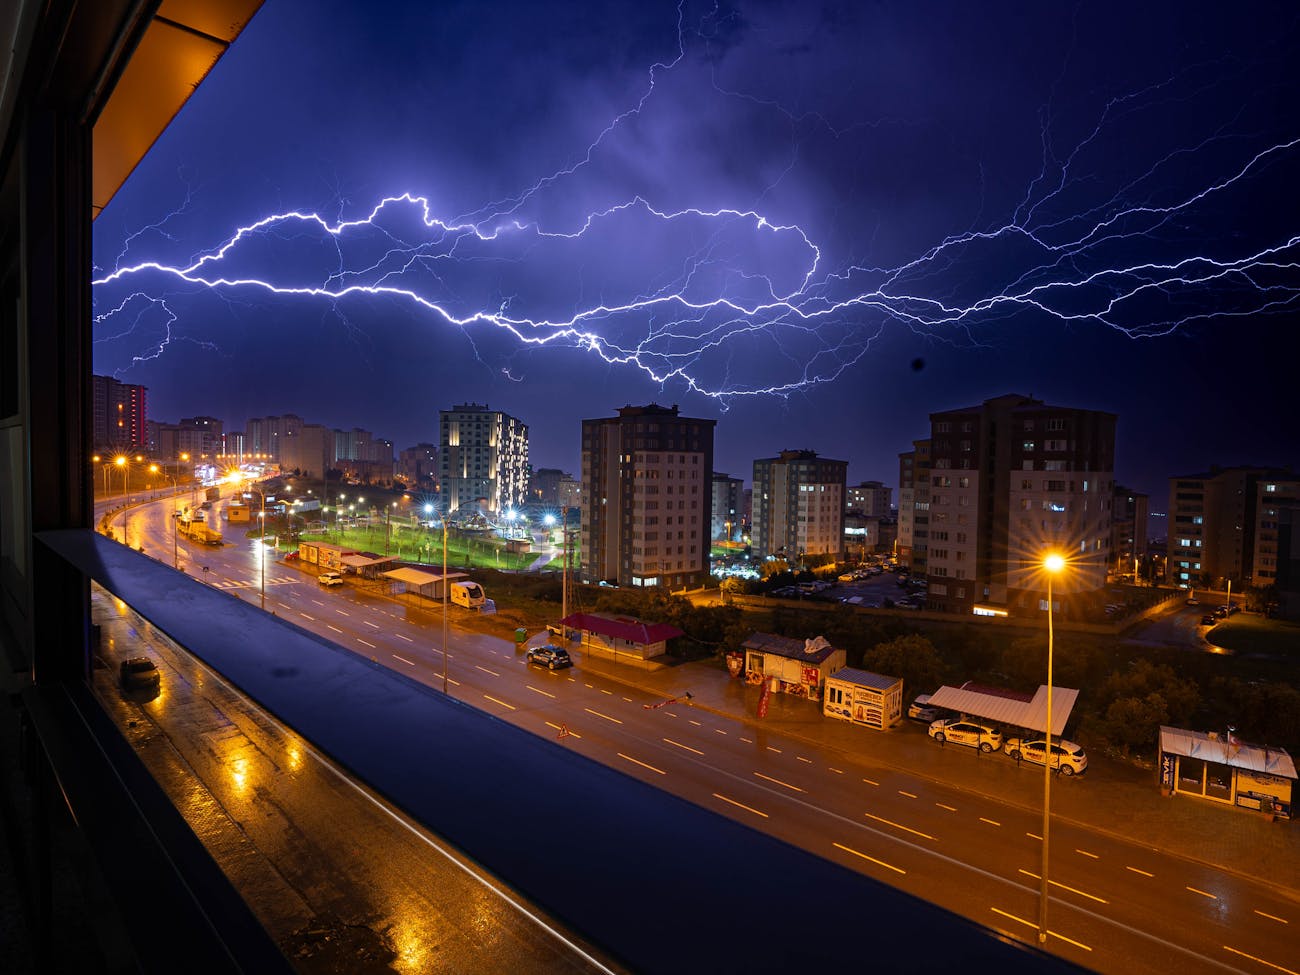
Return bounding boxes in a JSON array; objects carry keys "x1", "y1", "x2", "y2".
[
  {"x1": 91, "y1": 374, "x2": 148, "y2": 452},
  {"x1": 149, "y1": 415, "x2": 224, "y2": 462},
  {"x1": 245, "y1": 413, "x2": 304, "y2": 462},
  {"x1": 751, "y1": 450, "x2": 847, "y2": 563},
  {"x1": 580, "y1": 403, "x2": 715, "y2": 589},
  {"x1": 914, "y1": 394, "x2": 1116, "y2": 618},
  {"x1": 399, "y1": 443, "x2": 439, "y2": 489},
  {"x1": 1111, "y1": 486, "x2": 1149, "y2": 578},
  {"x1": 847, "y1": 480, "x2": 892, "y2": 517},
  {"x1": 896, "y1": 439, "x2": 931, "y2": 569},
  {"x1": 439, "y1": 403, "x2": 529, "y2": 518},
  {"x1": 711, "y1": 473, "x2": 744, "y2": 541},
  {"x1": 1168, "y1": 466, "x2": 1298, "y2": 589},
  {"x1": 279, "y1": 424, "x2": 333, "y2": 479}
]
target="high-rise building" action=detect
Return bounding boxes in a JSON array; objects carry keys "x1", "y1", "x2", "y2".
[
  {"x1": 847, "y1": 480, "x2": 891, "y2": 517},
  {"x1": 91, "y1": 374, "x2": 147, "y2": 452},
  {"x1": 896, "y1": 439, "x2": 931, "y2": 569},
  {"x1": 399, "y1": 444, "x2": 439, "y2": 488},
  {"x1": 1111, "y1": 486, "x2": 1149, "y2": 579},
  {"x1": 439, "y1": 403, "x2": 529, "y2": 518},
  {"x1": 529, "y1": 467, "x2": 568, "y2": 505},
  {"x1": 751, "y1": 450, "x2": 847, "y2": 562},
  {"x1": 914, "y1": 393, "x2": 1116, "y2": 618},
  {"x1": 711, "y1": 473, "x2": 743, "y2": 541},
  {"x1": 1167, "y1": 466, "x2": 1298, "y2": 589},
  {"x1": 280, "y1": 424, "x2": 333, "y2": 478},
  {"x1": 245, "y1": 413, "x2": 304, "y2": 462},
  {"x1": 558, "y1": 475, "x2": 582, "y2": 511},
  {"x1": 581, "y1": 403, "x2": 715, "y2": 588},
  {"x1": 147, "y1": 415, "x2": 223, "y2": 463}
]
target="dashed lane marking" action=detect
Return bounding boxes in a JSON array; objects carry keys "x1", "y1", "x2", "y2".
[
  {"x1": 618, "y1": 753, "x2": 665, "y2": 775},
  {"x1": 739, "y1": 737, "x2": 753, "y2": 744},
  {"x1": 357, "y1": 638, "x2": 376, "y2": 649},
  {"x1": 898, "y1": 790, "x2": 918, "y2": 799},
  {"x1": 1187, "y1": 886, "x2": 1217, "y2": 900},
  {"x1": 327, "y1": 624, "x2": 344, "y2": 634},
  {"x1": 1221, "y1": 946, "x2": 1298, "y2": 975},
  {"x1": 1017, "y1": 870, "x2": 1109, "y2": 904},
  {"x1": 395, "y1": 633, "x2": 413, "y2": 642},
  {"x1": 392, "y1": 654, "x2": 415, "y2": 666},
  {"x1": 712, "y1": 793, "x2": 768, "y2": 818},
  {"x1": 754, "y1": 771, "x2": 805, "y2": 793},
  {"x1": 829, "y1": 767, "x2": 843, "y2": 774},
  {"x1": 1126, "y1": 866, "x2": 1154, "y2": 877},
  {"x1": 979, "y1": 817, "x2": 1001, "y2": 827},
  {"x1": 989, "y1": 908, "x2": 1093, "y2": 952},
  {"x1": 483, "y1": 694, "x2": 516, "y2": 711},
  {"x1": 1254, "y1": 910, "x2": 1288, "y2": 924},
  {"x1": 475, "y1": 665, "x2": 500, "y2": 677},
  {"x1": 863, "y1": 812, "x2": 934, "y2": 841},
  {"x1": 1075, "y1": 849, "x2": 1099, "y2": 860},
  {"x1": 299, "y1": 613, "x2": 316, "y2": 621},
  {"x1": 796, "y1": 756, "x2": 812, "y2": 764},
  {"x1": 663, "y1": 738, "x2": 704, "y2": 756},
  {"x1": 527, "y1": 685, "x2": 556, "y2": 698},
  {"x1": 364, "y1": 620, "x2": 380, "y2": 629},
  {"x1": 584, "y1": 708, "x2": 622, "y2": 725},
  {"x1": 833, "y1": 842, "x2": 905, "y2": 876},
  {"x1": 766, "y1": 746, "x2": 783, "y2": 754},
  {"x1": 863, "y1": 777, "x2": 880, "y2": 786}
]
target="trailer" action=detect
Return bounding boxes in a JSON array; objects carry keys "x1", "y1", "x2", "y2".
[
  {"x1": 298, "y1": 540, "x2": 356, "y2": 571},
  {"x1": 205, "y1": 485, "x2": 221, "y2": 502}
]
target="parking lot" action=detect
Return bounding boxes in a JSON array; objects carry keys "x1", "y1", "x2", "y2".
[{"x1": 766, "y1": 559, "x2": 927, "y2": 609}]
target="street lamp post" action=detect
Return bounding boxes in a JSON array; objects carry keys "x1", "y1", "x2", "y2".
[
  {"x1": 150, "y1": 464, "x2": 181, "y2": 569},
  {"x1": 441, "y1": 512, "x2": 449, "y2": 695},
  {"x1": 1039, "y1": 552, "x2": 1065, "y2": 943},
  {"x1": 115, "y1": 455, "x2": 128, "y2": 502},
  {"x1": 259, "y1": 488, "x2": 267, "y2": 611}
]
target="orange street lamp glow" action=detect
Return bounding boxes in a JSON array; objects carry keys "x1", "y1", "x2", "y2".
[{"x1": 1044, "y1": 552, "x2": 1065, "y2": 574}]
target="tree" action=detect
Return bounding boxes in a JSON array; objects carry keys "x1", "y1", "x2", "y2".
[{"x1": 862, "y1": 634, "x2": 945, "y2": 699}]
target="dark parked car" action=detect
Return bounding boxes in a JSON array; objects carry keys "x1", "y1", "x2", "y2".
[
  {"x1": 119, "y1": 656, "x2": 160, "y2": 690},
  {"x1": 526, "y1": 644, "x2": 573, "y2": 670},
  {"x1": 1200, "y1": 615, "x2": 1217, "y2": 626}
]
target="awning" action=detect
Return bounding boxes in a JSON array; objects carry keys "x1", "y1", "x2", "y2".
[
  {"x1": 927, "y1": 683, "x2": 1079, "y2": 737},
  {"x1": 1160, "y1": 726, "x2": 1296, "y2": 778}
]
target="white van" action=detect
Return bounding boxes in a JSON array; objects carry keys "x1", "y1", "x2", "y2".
[{"x1": 450, "y1": 581, "x2": 485, "y2": 608}]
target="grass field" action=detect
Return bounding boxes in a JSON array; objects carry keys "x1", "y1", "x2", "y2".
[
  {"x1": 1206, "y1": 613, "x2": 1300, "y2": 658},
  {"x1": 287, "y1": 523, "x2": 560, "y2": 572}
]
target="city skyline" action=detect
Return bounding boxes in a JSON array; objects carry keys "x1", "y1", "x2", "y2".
[{"x1": 90, "y1": 1, "x2": 1300, "y2": 508}]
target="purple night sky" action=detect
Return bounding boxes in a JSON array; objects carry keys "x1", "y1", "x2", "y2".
[{"x1": 91, "y1": 1, "x2": 1300, "y2": 507}]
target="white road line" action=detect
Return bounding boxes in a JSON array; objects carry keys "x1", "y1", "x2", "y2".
[
  {"x1": 526, "y1": 685, "x2": 556, "y2": 698},
  {"x1": 979, "y1": 817, "x2": 1001, "y2": 827},
  {"x1": 715, "y1": 729, "x2": 728, "y2": 736},
  {"x1": 584, "y1": 683, "x2": 594, "y2": 688},
  {"x1": 1186, "y1": 886, "x2": 1217, "y2": 900},
  {"x1": 833, "y1": 841, "x2": 906, "y2": 876},
  {"x1": 364, "y1": 620, "x2": 380, "y2": 629},
  {"x1": 666, "y1": 711, "x2": 678, "y2": 718},
  {"x1": 601, "y1": 689, "x2": 613, "y2": 695},
  {"x1": 1075, "y1": 849, "x2": 1099, "y2": 860},
  {"x1": 311, "y1": 599, "x2": 325, "y2": 607},
  {"x1": 766, "y1": 746, "x2": 782, "y2": 754},
  {"x1": 739, "y1": 737, "x2": 753, "y2": 744},
  {"x1": 936, "y1": 803, "x2": 957, "y2": 812},
  {"x1": 863, "y1": 812, "x2": 934, "y2": 840},
  {"x1": 663, "y1": 738, "x2": 704, "y2": 756},
  {"x1": 754, "y1": 771, "x2": 805, "y2": 793},
  {"x1": 689, "y1": 719, "x2": 702, "y2": 726},
  {"x1": 475, "y1": 665, "x2": 500, "y2": 677},
  {"x1": 1026, "y1": 832, "x2": 1043, "y2": 840},
  {"x1": 1221, "y1": 946, "x2": 1298, "y2": 975},
  {"x1": 862, "y1": 777, "x2": 880, "y2": 786},
  {"x1": 357, "y1": 638, "x2": 377, "y2": 649},
  {"x1": 1126, "y1": 866, "x2": 1154, "y2": 877},
  {"x1": 300, "y1": 613, "x2": 316, "y2": 621},
  {"x1": 712, "y1": 793, "x2": 768, "y2": 818},
  {"x1": 618, "y1": 753, "x2": 665, "y2": 775},
  {"x1": 584, "y1": 707, "x2": 622, "y2": 724},
  {"x1": 483, "y1": 694, "x2": 516, "y2": 711},
  {"x1": 395, "y1": 633, "x2": 413, "y2": 642},
  {"x1": 829, "y1": 767, "x2": 843, "y2": 774},
  {"x1": 430, "y1": 648, "x2": 452, "y2": 659},
  {"x1": 327, "y1": 624, "x2": 344, "y2": 633},
  {"x1": 392, "y1": 654, "x2": 415, "y2": 666},
  {"x1": 277, "y1": 602, "x2": 293, "y2": 611},
  {"x1": 898, "y1": 790, "x2": 918, "y2": 799},
  {"x1": 445, "y1": 676, "x2": 460, "y2": 687},
  {"x1": 622, "y1": 697, "x2": 633, "y2": 703},
  {"x1": 796, "y1": 756, "x2": 812, "y2": 763},
  {"x1": 1254, "y1": 910, "x2": 1288, "y2": 924},
  {"x1": 336, "y1": 609, "x2": 350, "y2": 616}
]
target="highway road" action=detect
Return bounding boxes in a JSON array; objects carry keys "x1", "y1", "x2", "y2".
[{"x1": 106, "y1": 493, "x2": 1300, "y2": 975}]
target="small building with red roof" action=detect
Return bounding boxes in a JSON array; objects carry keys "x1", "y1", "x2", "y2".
[{"x1": 560, "y1": 612, "x2": 684, "y2": 664}]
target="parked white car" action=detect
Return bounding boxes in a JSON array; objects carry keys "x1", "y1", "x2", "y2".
[
  {"x1": 317, "y1": 571, "x2": 344, "y2": 587},
  {"x1": 928, "y1": 717, "x2": 1003, "y2": 753},
  {"x1": 1004, "y1": 737, "x2": 1088, "y2": 775}
]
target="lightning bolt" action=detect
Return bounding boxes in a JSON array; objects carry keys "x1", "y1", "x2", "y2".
[{"x1": 92, "y1": 6, "x2": 1300, "y2": 400}]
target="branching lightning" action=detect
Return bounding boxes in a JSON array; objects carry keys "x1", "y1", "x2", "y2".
[{"x1": 92, "y1": 5, "x2": 1300, "y2": 399}]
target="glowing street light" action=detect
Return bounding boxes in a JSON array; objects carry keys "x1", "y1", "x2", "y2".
[
  {"x1": 150, "y1": 463, "x2": 181, "y2": 568},
  {"x1": 1038, "y1": 551, "x2": 1066, "y2": 943},
  {"x1": 115, "y1": 455, "x2": 128, "y2": 502}
]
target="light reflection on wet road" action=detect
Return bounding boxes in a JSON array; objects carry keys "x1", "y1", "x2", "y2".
[{"x1": 91, "y1": 585, "x2": 620, "y2": 975}]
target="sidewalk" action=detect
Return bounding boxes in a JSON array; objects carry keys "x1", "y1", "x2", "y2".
[{"x1": 570, "y1": 647, "x2": 1300, "y2": 894}]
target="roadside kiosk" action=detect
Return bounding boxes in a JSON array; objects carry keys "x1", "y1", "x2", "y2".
[
  {"x1": 1159, "y1": 726, "x2": 1294, "y2": 819},
  {"x1": 823, "y1": 667, "x2": 903, "y2": 730}
]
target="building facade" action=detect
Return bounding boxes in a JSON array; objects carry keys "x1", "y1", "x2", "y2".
[
  {"x1": 528, "y1": 467, "x2": 567, "y2": 505},
  {"x1": 399, "y1": 443, "x2": 439, "y2": 489},
  {"x1": 916, "y1": 394, "x2": 1116, "y2": 618},
  {"x1": 1167, "y1": 466, "x2": 1297, "y2": 590},
  {"x1": 896, "y1": 439, "x2": 931, "y2": 568},
  {"x1": 1111, "y1": 485, "x2": 1149, "y2": 580},
  {"x1": 91, "y1": 374, "x2": 148, "y2": 452},
  {"x1": 711, "y1": 473, "x2": 744, "y2": 541},
  {"x1": 580, "y1": 403, "x2": 715, "y2": 589},
  {"x1": 439, "y1": 403, "x2": 529, "y2": 518},
  {"x1": 751, "y1": 450, "x2": 847, "y2": 563},
  {"x1": 847, "y1": 480, "x2": 891, "y2": 518},
  {"x1": 280, "y1": 423, "x2": 333, "y2": 479}
]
